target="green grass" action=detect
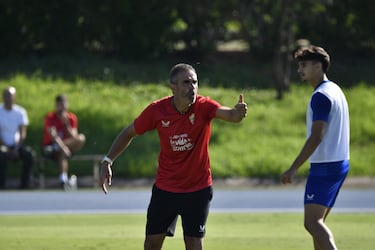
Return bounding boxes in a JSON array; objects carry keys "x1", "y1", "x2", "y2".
[
  {"x1": 0, "y1": 213, "x2": 374, "y2": 249},
  {"x1": 1, "y1": 59, "x2": 375, "y2": 179}
]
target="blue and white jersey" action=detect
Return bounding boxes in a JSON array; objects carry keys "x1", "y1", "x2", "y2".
[{"x1": 306, "y1": 81, "x2": 350, "y2": 163}]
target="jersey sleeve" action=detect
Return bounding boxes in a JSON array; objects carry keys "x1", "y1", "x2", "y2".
[
  {"x1": 20, "y1": 107, "x2": 29, "y2": 126},
  {"x1": 133, "y1": 103, "x2": 157, "y2": 135},
  {"x1": 204, "y1": 96, "x2": 221, "y2": 119},
  {"x1": 69, "y1": 113, "x2": 78, "y2": 128},
  {"x1": 311, "y1": 92, "x2": 331, "y2": 122},
  {"x1": 44, "y1": 113, "x2": 53, "y2": 128}
]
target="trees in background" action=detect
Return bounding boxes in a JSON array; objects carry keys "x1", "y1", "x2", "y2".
[
  {"x1": 0, "y1": 0, "x2": 177, "y2": 58},
  {"x1": 1, "y1": 0, "x2": 374, "y2": 96},
  {"x1": 1, "y1": 0, "x2": 373, "y2": 58}
]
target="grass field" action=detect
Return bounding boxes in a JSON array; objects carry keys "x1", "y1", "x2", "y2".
[{"x1": 0, "y1": 213, "x2": 374, "y2": 249}]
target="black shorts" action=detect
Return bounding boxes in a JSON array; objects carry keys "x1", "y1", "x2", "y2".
[{"x1": 146, "y1": 185, "x2": 213, "y2": 238}]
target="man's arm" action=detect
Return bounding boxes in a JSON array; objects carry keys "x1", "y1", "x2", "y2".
[
  {"x1": 18, "y1": 125, "x2": 27, "y2": 145},
  {"x1": 48, "y1": 126, "x2": 71, "y2": 157},
  {"x1": 215, "y1": 94, "x2": 247, "y2": 123},
  {"x1": 6, "y1": 125, "x2": 27, "y2": 159},
  {"x1": 13, "y1": 125, "x2": 27, "y2": 153},
  {"x1": 106, "y1": 123, "x2": 137, "y2": 161},
  {"x1": 60, "y1": 113, "x2": 78, "y2": 138},
  {"x1": 100, "y1": 123, "x2": 138, "y2": 194},
  {"x1": 281, "y1": 120, "x2": 326, "y2": 184}
]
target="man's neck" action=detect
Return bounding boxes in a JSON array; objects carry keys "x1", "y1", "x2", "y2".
[
  {"x1": 310, "y1": 74, "x2": 328, "y2": 89},
  {"x1": 4, "y1": 104, "x2": 13, "y2": 110},
  {"x1": 172, "y1": 97, "x2": 190, "y2": 114}
]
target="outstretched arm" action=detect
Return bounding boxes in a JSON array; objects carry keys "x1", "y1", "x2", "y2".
[
  {"x1": 100, "y1": 122, "x2": 137, "y2": 194},
  {"x1": 215, "y1": 94, "x2": 247, "y2": 122}
]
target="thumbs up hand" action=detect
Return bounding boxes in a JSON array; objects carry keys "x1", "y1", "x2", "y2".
[
  {"x1": 238, "y1": 94, "x2": 244, "y2": 104},
  {"x1": 234, "y1": 94, "x2": 247, "y2": 120}
]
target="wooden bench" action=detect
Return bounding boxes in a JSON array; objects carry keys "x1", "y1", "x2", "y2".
[{"x1": 38, "y1": 154, "x2": 104, "y2": 189}]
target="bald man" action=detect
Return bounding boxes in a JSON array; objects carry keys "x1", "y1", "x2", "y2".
[{"x1": 0, "y1": 86, "x2": 35, "y2": 189}]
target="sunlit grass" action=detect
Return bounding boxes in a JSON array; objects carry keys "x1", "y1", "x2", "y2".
[
  {"x1": 0, "y1": 213, "x2": 374, "y2": 250},
  {"x1": 1, "y1": 72, "x2": 375, "y2": 178}
]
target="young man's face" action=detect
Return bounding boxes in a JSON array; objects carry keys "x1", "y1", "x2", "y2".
[
  {"x1": 297, "y1": 60, "x2": 321, "y2": 83},
  {"x1": 56, "y1": 99, "x2": 68, "y2": 113},
  {"x1": 171, "y1": 69, "x2": 198, "y2": 105}
]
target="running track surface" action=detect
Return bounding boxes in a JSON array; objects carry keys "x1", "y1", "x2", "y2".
[{"x1": 1, "y1": 187, "x2": 374, "y2": 215}]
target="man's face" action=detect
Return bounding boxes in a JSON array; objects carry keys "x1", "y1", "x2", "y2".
[
  {"x1": 171, "y1": 69, "x2": 198, "y2": 105},
  {"x1": 56, "y1": 99, "x2": 68, "y2": 113},
  {"x1": 2, "y1": 88, "x2": 16, "y2": 110},
  {"x1": 297, "y1": 60, "x2": 320, "y2": 82}
]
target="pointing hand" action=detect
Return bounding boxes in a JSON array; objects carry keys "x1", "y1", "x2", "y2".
[{"x1": 100, "y1": 162, "x2": 112, "y2": 194}]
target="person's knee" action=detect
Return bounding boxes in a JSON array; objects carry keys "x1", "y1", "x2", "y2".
[
  {"x1": 184, "y1": 236, "x2": 203, "y2": 250},
  {"x1": 78, "y1": 134, "x2": 86, "y2": 143},
  {"x1": 304, "y1": 217, "x2": 324, "y2": 235},
  {"x1": 0, "y1": 145, "x2": 8, "y2": 153},
  {"x1": 304, "y1": 219, "x2": 312, "y2": 232},
  {"x1": 68, "y1": 134, "x2": 85, "y2": 153},
  {"x1": 144, "y1": 234, "x2": 165, "y2": 250},
  {"x1": 73, "y1": 134, "x2": 85, "y2": 146}
]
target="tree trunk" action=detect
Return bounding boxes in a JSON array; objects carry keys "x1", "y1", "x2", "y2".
[{"x1": 273, "y1": 0, "x2": 296, "y2": 100}]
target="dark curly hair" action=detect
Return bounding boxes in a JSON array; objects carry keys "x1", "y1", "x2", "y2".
[{"x1": 294, "y1": 45, "x2": 330, "y2": 73}]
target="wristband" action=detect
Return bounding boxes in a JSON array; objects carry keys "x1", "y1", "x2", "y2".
[{"x1": 101, "y1": 156, "x2": 113, "y2": 166}]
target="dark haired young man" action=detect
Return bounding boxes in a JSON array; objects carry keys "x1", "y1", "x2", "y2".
[
  {"x1": 281, "y1": 46, "x2": 350, "y2": 250},
  {"x1": 42, "y1": 94, "x2": 86, "y2": 188}
]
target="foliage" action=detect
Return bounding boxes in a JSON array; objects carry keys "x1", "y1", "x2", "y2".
[
  {"x1": 0, "y1": 0, "x2": 374, "y2": 58},
  {"x1": 2, "y1": 0, "x2": 374, "y2": 102},
  {"x1": 0, "y1": 213, "x2": 374, "y2": 250},
  {"x1": 1, "y1": 61, "x2": 375, "y2": 178},
  {"x1": 0, "y1": 0, "x2": 176, "y2": 58}
]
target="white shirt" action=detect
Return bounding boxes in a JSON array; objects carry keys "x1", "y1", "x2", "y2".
[
  {"x1": 0, "y1": 104, "x2": 29, "y2": 146},
  {"x1": 306, "y1": 81, "x2": 350, "y2": 162}
]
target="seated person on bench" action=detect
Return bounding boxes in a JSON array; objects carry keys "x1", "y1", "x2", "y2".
[
  {"x1": 0, "y1": 86, "x2": 35, "y2": 189},
  {"x1": 42, "y1": 94, "x2": 85, "y2": 188}
]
